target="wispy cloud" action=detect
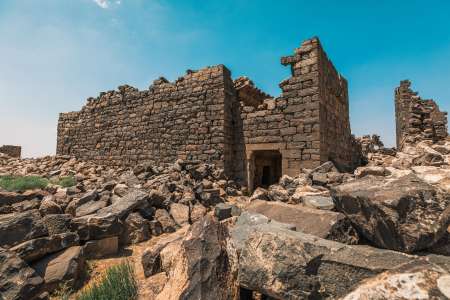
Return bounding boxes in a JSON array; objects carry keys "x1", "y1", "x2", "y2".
[{"x1": 93, "y1": 0, "x2": 109, "y2": 9}]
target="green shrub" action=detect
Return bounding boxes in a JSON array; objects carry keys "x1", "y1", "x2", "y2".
[
  {"x1": 53, "y1": 176, "x2": 77, "y2": 188},
  {"x1": 0, "y1": 175, "x2": 49, "y2": 191},
  {"x1": 52, "y1": 282, "x2": 72, "y2": 300},
  {"x1": 76, "y1": 262, "x2": 138, "y2": 300}
]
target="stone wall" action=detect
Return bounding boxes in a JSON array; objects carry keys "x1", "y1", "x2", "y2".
[
  {"x1": 57, "y1": 37, "x2": 358, "y2": 189},
  {"x1": 0, "y1": 145, "x2": 21, "y2": 158},
  {"x1": 234, "y1": 38, "x2": 356, "y2": 187},
  {"x1": 395, "y1": 80, "x2": 448, "y2": 149},
  {"x1": 57, "y1": 65, "x2": 236, "y2": 175}
]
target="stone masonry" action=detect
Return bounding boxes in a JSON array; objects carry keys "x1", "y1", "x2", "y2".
[
  {"x1": 0, "y1": 145, "x2": 21, "y2": 158},
  {"x1": 395, "y1": 80, "x2": 448, "y2": 150},
  {"x1": 57, "y1": 37, "x2": 359, "y2": 190}
]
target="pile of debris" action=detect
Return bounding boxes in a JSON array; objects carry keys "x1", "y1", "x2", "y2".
[
  {"x1": 2, "y1": 138, "x2": 450, "y2": 299},
  {"x1": 140, "y1": 137, "x2": 450, "y2": 299},
  {"x1": 0, "y1": 154, "x2": 243, "y2": 299}
]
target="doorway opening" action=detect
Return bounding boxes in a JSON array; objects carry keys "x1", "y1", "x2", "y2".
[{"x1": 253, "y1": 150, "x2": 282, "y2": 190}]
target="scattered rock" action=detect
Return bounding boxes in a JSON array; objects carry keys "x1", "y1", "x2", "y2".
[
  {"x1": 83, "y1": 236, "x2": 118, "y2": 259},
  {"x1": 42, "y1": 214, "x2": 72, "y2": 235},
  {"x1": 95, "y1": 189, "x2": 148, "y2": 219},
  {"x1": 39, "y1": 196, "x2": 63, "y2": 215},
  {"x1": 121, "y1": 212, "x2": 150, "y2": 245},
  {"x1": 75, "y1": 199, "x2": 107, "y2": 217},
  {"x1": 0, "y1": 248, "x2": 44, "y2": 300},
  {"x1": 214, "y1": 203, "x2": 233, "y2": 221},
  {"x1": 71, "y1": 214, "x2": 122, "y2": 241},
  {"x1": 246, "y1": 200, "x2": 358, "y2": 244},
  {"x1": 230, "y1": 213, "x2": 450, "y2": 299},
  {"x1": 169, "y1": 203, "x2": 190, "y2": 226},
  {"x1": 302, "y1": 195, "x2": 335, "y2": 210},
  {"x1": 154, "y1": 209, "x2": 176, "y2": 233},
  {"x1": 332, "y1": 173, "x2": 450, "y2": 252},
  {"x1": 0, "y1": 210, "x2": 48, "y2": 248},
  {"x1": 10, "y1": 232, "x2": 79, "y2": 262},
  {"x1": 340, "y1": 260, "x2": 450, "y2": 300},
  {"x1": 33, "y1": 246, "x2": 85, "y2": 291},
  {"x1": 190, "y1": 203, "x2": 207, "y2": 223},
  {"x1": 149, "y1": 215, "x2": 238, "y2": 299}
]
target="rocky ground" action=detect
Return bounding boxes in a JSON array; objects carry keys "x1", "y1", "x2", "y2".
[{"x1": 1, "y1": 138, "x2": 450, "y2": 299}]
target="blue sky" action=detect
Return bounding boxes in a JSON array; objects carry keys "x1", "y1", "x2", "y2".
[{"x1": 0, "y1": 0, "x2": 449, "y2": 157}]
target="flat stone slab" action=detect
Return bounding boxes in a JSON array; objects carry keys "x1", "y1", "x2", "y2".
[
  {"x1": 230, "y1": 213, "x2": 450, "y2": 299},
  {"x1": 246, "y1": 200, "x2": 358, "y2": 244},
  {"x1": 0, "y1": 209, "x2": 48, "y2": 248},
  {"x1": 302, "y1": 195, "x2": 335, "y2": 210}
]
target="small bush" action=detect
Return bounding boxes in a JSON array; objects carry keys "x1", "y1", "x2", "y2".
[
  {"x1": 53, "y1": 176, "x2": 77, "y2": 188},
  {"x1": 76, "y1": 262, "x2": 138, "y2": 300},
  {"x1": 0, "y1": 175, "x2": 49, "y2": 191},
  {"x1": 52, "y1": 282, "x2": 72, "y2": 300}
]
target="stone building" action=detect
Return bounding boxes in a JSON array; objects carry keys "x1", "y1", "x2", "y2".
[
  {"x1": 0, "y1": 145, "x2": 21, "y2": 158},
  {"x1": 57, "y1": 37, "x2": 359, "y2": 190},
  {"x1": 395, "y1": 80, "x2": 448, "y2": 150}
]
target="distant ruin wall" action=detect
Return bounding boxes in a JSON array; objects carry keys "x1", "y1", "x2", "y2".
[
  {"x1": 57, "y1": 65, "x2": 235, "y2": 174},
  {"x1": 395, "y1": 80, "x2": 448, "y2": 149},
  {"x1": 0, "y1": 145, "x2": 21, "y2": 158}
]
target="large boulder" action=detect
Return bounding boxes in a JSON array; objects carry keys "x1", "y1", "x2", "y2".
[
  {"x1": 0, "y1": 248, "x2": 44, "y2": 300},
  {"x1": 230, "y1": 213, "x2": 450, "y2": 299},
  {"x1": 75, "y1": 199, "x2": 107, "y2": 217},
  {"x1": 154, "y1": 209, "x2": 177, "y2": 233},
  {"x1": 340, "y1": 260, "x2": 450, "y2": 300},
  {"x1": 141, "y1": 228, "x2": 187, "y2": 277},
  {"x1": 83, "y1": 236, "x2": 118, "y2": 259},
  {"x1": 95, "y1": 189, "x2": 148, "y2": 219},
  {"x1": 0, "y1": 210, "x2": 48, "y2": 248},
  {"x1": 71, "y1": 214, "x2": 123, "y2": 241},
  {"x1": 32, "y1": 246, "x2": 85, "y2": 291},
  {"x1": 143, "y1": 216, "x2": 238, "y2": 300},
  {"x1": 246, "y1": 200, "x2": 358, "y2": 244},
  {"x1": 121, "y1": 212, "x2": 150, "y2": 245},
  {"x1": 10, "y1": 232, "x2": 79, "y2": 262},
  {"x1": 332, "y1": 174, "x2": 450, "y2": 252}
]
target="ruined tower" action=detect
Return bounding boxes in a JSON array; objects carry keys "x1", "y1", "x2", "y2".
[
  {"x1": 233, "y1": 37, "x2": 356, "y2": 190},
  {"x1": 395, "y1": 80, "x2": 448, "y2": 149}
]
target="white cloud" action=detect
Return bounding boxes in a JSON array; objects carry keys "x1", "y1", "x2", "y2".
[{"x1": 93, "y1": 0, "x2": 109, "y2": 9}]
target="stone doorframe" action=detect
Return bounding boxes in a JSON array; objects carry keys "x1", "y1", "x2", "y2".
[{"x1": 245, "y1": 143, "x2": 288, "y2": 193}]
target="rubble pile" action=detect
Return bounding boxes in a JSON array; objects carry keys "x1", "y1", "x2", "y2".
[{"x1": 0, "y1": 154, "x2": 243, "y2": 299}]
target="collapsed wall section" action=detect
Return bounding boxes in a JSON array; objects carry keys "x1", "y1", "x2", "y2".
[
  {"x1": 395, "y1": 80, "x2": 448, "y2": 149},
  {"x1": 0, "y1": 145, "x2": 21, "y2": 158},
  {"x1": 57, "y1": 65, "x2": 236, "y2": 174}
]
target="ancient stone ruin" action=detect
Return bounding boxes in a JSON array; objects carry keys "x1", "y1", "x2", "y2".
[
  {"x1": 0, "y1": 145, "x2": 21, "y2": 158},
  {"x1": 57, "y1": 37, "x2": 361, "y2": 191},
  {"x1": 3, "y1": 36, "x2": 450, "y2": 300},
  {"x1": 395, "y1": 80, "x2": 448, "y2": 150}
]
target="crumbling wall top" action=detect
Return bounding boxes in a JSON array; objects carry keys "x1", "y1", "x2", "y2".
[{"x1": 395, "y1": 80, "x2": 448, "y2": 149}]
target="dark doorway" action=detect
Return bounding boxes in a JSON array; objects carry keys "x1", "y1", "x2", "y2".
[{"x1": 253, "y1": 150, "x2": 282, "y2": 190}]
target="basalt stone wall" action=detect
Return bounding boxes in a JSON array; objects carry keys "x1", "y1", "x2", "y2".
[
  {"x1": 395, "y1": 80, "x2": 448, "y2": 149},
  {"x1": 58, "y1": 38, "x2": 360, "y2": 186},
  {"x1": 0, "y1": 145, "x2": 21, "y2": 158},
  {"x1": 57, "y1": 65, "x2": 236, "y2": 175},
  {"x1": 317, "y1": 42, "x2": 354, "y2": 169},
  {"x1": 234, "y1": 37, "x2": 356, "y2": 184}
]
